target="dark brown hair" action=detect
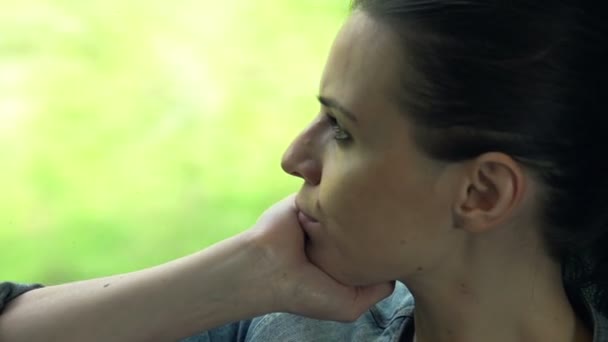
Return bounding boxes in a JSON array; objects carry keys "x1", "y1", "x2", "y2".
[{"x1": 352, "y1": 0, "x2": 608, "y2": 313}]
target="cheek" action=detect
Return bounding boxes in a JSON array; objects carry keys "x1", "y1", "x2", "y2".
[
  {"x1": 319, "y1": 161, "x2": 384, "y2": 234},
  {"x1": 312, "y1": 157, "x2": 449, "y2": 282},
  {"x1": 321, "y1": 157, "x2": 432, "y2": 238},
  {"x1": 314, "y1": 162, "x2": 409, "y2": 260}
]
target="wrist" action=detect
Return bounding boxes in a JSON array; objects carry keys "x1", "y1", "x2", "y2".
[
  {"x1": 185, "y1": 232, "x2": 280, "y2": 324},
  {"x1": 223, "y1": 231, "x2": 284, "y2": 315}
]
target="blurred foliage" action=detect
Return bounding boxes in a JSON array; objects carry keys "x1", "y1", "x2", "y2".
[{"x1": 0, "y1": 0, "x2": 348, "y2": 283}]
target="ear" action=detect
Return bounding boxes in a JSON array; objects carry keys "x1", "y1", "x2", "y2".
[{"x1": 452, "y1": 152, "x2": 526, "y2": 233}]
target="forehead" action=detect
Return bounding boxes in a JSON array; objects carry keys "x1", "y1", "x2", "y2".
[{"x1": 320, "y1": 11, "x2": 401, "y2": 117}]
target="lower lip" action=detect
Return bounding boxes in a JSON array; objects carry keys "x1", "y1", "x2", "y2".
[{"x1": 297, "y1": 211, "x2": 322, "y2": 233}]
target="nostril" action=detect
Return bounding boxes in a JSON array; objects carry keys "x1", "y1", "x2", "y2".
[
  {"x1": 287, "y1": 170, "x2": 302, "y2": 178},
  {"x1": 281, "y1": 156, "x2": 320, "y2": 184},
  {"x1": 298, "y1": 159, "x2": 322, "y2": 185}
]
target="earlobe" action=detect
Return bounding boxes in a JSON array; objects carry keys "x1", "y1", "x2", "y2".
[{"x1": 452, "y1": 153, "x2": 525, "y2": 233}]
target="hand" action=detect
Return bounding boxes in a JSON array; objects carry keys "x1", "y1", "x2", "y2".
[{"x1": 246, "y1": 194, "x2": 395, "y2": 322}]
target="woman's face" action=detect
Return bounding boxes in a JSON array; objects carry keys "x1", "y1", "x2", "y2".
[{"x1": 281, "y1": 12, "x2": 461, "y2": 286}]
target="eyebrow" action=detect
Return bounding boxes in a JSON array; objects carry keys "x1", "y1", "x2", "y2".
[{"x1": 317, "y1": 95, "x2": 359, "y2": 123}]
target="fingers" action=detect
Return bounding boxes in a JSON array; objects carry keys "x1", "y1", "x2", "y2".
[
  {"x1": 291, "y1": 271, "x2": 396, "y2": 322},
  {"x1": 254, "y1": 194, "x2": 298, "y2": 226},
  {"x1": 253, "y1": 194, "x2": 396, "y2": 323},
  {"x1": 276, "y1": 193, "x2": 298, "y2": 211}
]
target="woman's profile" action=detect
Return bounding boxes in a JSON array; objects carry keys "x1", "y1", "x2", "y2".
[{"x1": 1, "y1": 1, "x2": 607, "y2": 341}]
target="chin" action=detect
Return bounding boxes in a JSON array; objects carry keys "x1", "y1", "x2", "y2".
[{"x1": 305, "y1": 243, "x2": 370, "y2": 286}]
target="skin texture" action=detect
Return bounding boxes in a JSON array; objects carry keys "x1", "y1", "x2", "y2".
[
  {"x1": 284, "y1": 10, "x2": 505, "y2": 289},
  {"x1": 0, "y1": 195, "x2": 393, "y2": 342},
  {"x1": 282, "y1": 11, "x2": 592, "y2": 342},
  {"x1": 0, "y1": 10, "x2": 594, "y2": 342},
  {"x1": 283, "y1": 8, "x2": 457, "y2": 287}
]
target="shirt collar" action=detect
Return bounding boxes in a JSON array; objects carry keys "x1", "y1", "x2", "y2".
[{"x1": 372, "y1": 281, "x2": 608, "y2": 341}]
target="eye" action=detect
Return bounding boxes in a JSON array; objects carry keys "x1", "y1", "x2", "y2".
[{"x1": 325, "y1": 113, "x2": 352, "y2": 142}]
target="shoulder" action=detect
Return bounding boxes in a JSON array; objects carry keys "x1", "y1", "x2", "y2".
[
  {"x1": 568, "y1": 285, "x2": 608, "y2": 342},
  {"x1": 593, "y1": 312, "x2": 608, "y2": 342},
  {"x1": 579, "y1": 287, "x2": 608, "y2": 342},
  {"x1": 0, "y1": 282, "x2": 43, "y2": 313}
]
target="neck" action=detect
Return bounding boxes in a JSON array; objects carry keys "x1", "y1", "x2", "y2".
[{"x1": 402, "y1": 233, "x2": 592, "y2": 342}]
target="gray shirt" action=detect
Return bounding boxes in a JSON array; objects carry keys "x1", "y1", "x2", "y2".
[
  {"x1": 0, "y1": 282, "x2": 42, "y2": 313},
  {"x1": 1, "y1": 281, "x2": 607, "y2": 341}
]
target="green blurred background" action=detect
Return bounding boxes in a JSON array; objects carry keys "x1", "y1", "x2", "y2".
[{"x1": 0, "y1": 0, "x2": 348, "y2": 284}]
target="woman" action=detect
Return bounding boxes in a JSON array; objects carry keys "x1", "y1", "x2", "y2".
[{"x1": 1, "y1": 1, "x2": 607, "y2": 341}]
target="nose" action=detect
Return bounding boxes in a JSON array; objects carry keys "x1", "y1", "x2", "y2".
[{"x1": 281, "y1": 121, "x2": 322, "y2": 186}]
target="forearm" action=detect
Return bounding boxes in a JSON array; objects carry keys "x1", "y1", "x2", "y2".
[{"x1": 0, "y1": 233, "x2": 270, "y2": 342}]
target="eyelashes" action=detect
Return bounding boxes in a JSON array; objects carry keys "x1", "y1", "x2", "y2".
[{"x1": 325, "y1": 113, "x2": 352, "y2": 142}]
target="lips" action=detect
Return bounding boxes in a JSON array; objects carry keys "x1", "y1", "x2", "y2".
[
  {"x1": 295, "y1": 201, "x2": 322, "y2": 233},
  {"x1": 297, "y1": 210, "x2": 319, "y2": 225}
]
